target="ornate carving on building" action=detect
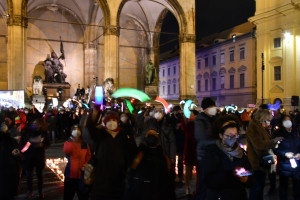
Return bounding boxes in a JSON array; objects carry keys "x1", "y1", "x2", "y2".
[
  {"x1": 7, "y1": 14, "x2": 28, "y2": 27},
  {"x1": 211, "y1": 71, "x2": 218, "y2": 77},
  {"x1": 219, "y1": 67, "x2": 226, "y2": 75},
  {"x1": 104, "y1": 26, "x2": 120, "y2": 36},
  {"x1": 238, "y1": 65, "x2": 247, "y2": 72},
  {"x1": 228, "y1": 67, "x2": 236, "y2": 74},
  {"x1": 179, "y1": 34, "x2": 196, "y2": 43}
]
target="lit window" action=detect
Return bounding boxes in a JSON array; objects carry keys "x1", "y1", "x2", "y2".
[
  {"x1": 240, "y1": 47, "x2": 245, "y2": 60},
  {"x1": 274, "y1": 38, "x2": 281, "y2": 48},
  {"x1": 230, "y1": 75, "x2": 235, "y2": 89},
  {"x1": 220, "y1": 76, "x2": 225, "y2": 89},
  {"x1": 230, "y1": 50, "x2": 235, "y2": 62},
  {"x1": 240, "y1": 74, "x2": 245, "y2": 88},
  {"x1": 274, "y1": 66, "x2": 281, "y2": 81},
  {"x1": 220, "y1": 52, "x2": 225, "y2": 65}
]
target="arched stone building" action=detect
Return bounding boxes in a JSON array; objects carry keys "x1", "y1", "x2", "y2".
[{"x1": 0, "y1": 0, "x2": 195, "y2": 99}]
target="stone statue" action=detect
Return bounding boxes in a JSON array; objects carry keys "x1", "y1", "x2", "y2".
[
  {"x1": 103, "y1": 78, "x2": 114, "y2": 103},
  {"x1": 43, "y1": 50, "x2": 67, "y2": 84},
  {"x1": 32, "y1": 76, "x2": 43, "y2": 95},
  {"x1": 145, "y1": 60, "x2": 156, "y2": 84}
]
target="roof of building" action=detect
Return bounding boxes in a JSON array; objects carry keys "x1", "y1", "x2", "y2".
[{"x1": 159, "y1": 22, "x2": 256, "y2": 62}]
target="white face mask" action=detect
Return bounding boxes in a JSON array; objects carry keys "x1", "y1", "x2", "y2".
[
  {"x1": 71, "y1": 129, "x2": 81, "y2": 138},
  {"x1": 120, "y1": 116, "x2": 128, "y2": 123},
  {"x1": 106, "y1": 120, "x2": 118, "y2": 131},
  {"x1": 283, "y1": 120, "x2": 292, "y2": 129},
  {"x1": 154, "y1": 112, "x2": 163, "y2": 120},
  {"x1": 206, "y1": 107, "x2": 217, "y2": 116},
  {"x1": 264, "y1": 120, "x2": 271, "y2": 126}
]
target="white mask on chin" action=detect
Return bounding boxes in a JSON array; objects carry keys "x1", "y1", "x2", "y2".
[
  {"x1": 72, "y1": 129, "x2": 81, "y2": 138},
  {"x1": 106, "y1": 121, "x2": 118, "y2": 131},
  {"x1": 206, "y1": 107, "x2": 217, "y2": 116},
  {"x1": 283, "y1": 120, "x2": 292, "y2": 129}
]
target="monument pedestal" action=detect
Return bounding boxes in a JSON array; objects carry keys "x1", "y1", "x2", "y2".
[
  {"x1": 145, "y1": 84, "x2": 158, "y2": 99},
  {"x1": 43, "y1": 83, "x2": 71, "y2": 103}
]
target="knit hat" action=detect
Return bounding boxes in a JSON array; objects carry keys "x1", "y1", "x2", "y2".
[
  {"x1": 201, "y1": 98, "x2": 216, "y2": 110},
  {"x1": 173, "y1": 105, "x2": 181, "y2": 111}
]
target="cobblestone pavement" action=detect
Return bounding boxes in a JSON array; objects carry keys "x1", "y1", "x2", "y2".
[{"x1": 15, "y1": 141, "x2": 290, "y2": 200}]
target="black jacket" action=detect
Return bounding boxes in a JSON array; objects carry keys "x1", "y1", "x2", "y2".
[
  {"x1": 273, "y1": 128, "x2": 300, "y2": 178},
  {"x1": 202, "y1": 143, "x2": 252, "y2": 200},
  {"x1": 123, "y1": 145, "x2": 175, "y2": 200},
  {"x1": 87, "y1": 117, "x2": 137, "y2": 199}
]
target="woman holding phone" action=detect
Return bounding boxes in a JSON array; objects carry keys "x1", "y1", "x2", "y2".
[{"x1": 202, "y1": 115, "x2": 252, "y2": 200}]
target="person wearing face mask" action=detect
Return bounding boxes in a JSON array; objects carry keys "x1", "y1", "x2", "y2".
[
  {"x1": 202, "y1": 115, "x2": 252, "y2": 200},
  {"x1": 194, "y1": 97, "x2": 218, "y2": 200},
  {"x1": 0, "y1": 122, "x2": 22, "y2": 200},
  {"x1": 123, "y1": 129, "x2": 175, "y2": 200},
  {"x1": 63, "y1": 126, "x2": 91, "y2": 200},
  {"x1": 86, "y1": 110, "x2": 137, "y2": 200},
  {"x1": 119, "y1": 112, "x2": 137, "y2": 145},
  {"x1": 272, "y1": 114, "x2": 300, "y2": 200},
  {"x1": 144, "y1": 109, "x2": 177, "y2": 171},
  {"x1": 246, "y1": 109, "x2": 284, "y2": 200}
]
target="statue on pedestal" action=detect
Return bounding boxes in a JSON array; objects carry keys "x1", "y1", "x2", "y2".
[
  {"x1": 145, "y1": 60, "x2": 156, "y2": 85},
  {"x1": 32, "y1": 76, "x2": 43, "y2": 95},
  {"x1": 103, "y1": 78, "x2": 114, "y2": 103},
  {"x1": 44, "y1": 51, "x2": 67, "y2": 84}
]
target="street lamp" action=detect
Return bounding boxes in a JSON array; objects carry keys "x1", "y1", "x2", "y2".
[{"x1": 261, "y1": 53, "x2": 265, "y2": 104}]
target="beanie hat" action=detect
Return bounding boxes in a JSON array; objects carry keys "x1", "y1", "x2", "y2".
[
  {"x1": 201, "y1": 98, "x2": 216, "y2": 110},
  {"x1": 173, "y1": 106, "x2": 181, "y2": 112},
  {"x1": 103, "y1": 111, "x2": 119, "y2": 124}
]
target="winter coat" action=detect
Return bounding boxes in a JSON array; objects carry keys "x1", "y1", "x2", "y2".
[
  {"x1": 273, "y1": 128, "x2": 300, "y2": 178},
  {"x1": 143, "y1": 118, "x2": 176, "y2": 160},
  {"x1": 0, "y1": 132, "x2": 22, "y2": 199},
  {"x1": 63, "y1": 137, "x2": 91, "y2": 179},
  {"x1": 20, "y1": 126, "x2": 50, "y2": 169},
  {"x1": 123, "y1": 145, "x2": 175, "y2": 200},
  {"x1": 194, "y1": 112, "x2": 216, "y2": 161},
  {"x1": 246, "y1": 119, "x2": 276, "y2": 171},
  {"x1": 202, "y1": 143, "x2": 252, "y2": 200},
  {"x1": 87, "y1": 117, "x2": 137, "y2": 199},
  {"x1": 181, "y1": 120, "x2": 197, "y2": 166}
]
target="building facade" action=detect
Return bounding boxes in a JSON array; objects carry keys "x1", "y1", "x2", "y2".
[
  {"x1": 159, "y1": 22, "x2": 257, "y2": 107},
  {"x1": 249, "y1": 0, "x2": 300, "y2": 110}
]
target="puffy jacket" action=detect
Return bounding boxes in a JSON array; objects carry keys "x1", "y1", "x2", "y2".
[
  {"x1": 273, "y1": 129, "x2": 300, "y2": 178},
  {"x1": 64, "y1": 138, "x2": 91, "y2": 179}
]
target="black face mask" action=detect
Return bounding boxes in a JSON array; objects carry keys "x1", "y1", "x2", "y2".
[{"x1": 145, "y1": 134, "x2": 160, "y2": 147}]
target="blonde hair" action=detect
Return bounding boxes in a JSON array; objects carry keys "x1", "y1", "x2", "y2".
[{"x1": 254, "y1": 109, "x2": 272, "y2": 123}]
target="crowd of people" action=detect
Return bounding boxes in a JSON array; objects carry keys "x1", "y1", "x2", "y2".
[{"x1": 0, "y1": 98, "x2": 300, "y2": 200}]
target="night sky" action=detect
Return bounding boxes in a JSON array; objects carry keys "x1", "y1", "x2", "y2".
[{"x1": 159, "y1": 0, "x2": 256, "y2": 54}]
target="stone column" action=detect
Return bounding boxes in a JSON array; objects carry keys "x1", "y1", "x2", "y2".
[
  {"x1": 103, "y1": 25, "x2": 119, "y2": 88},
  {"x1": 7, "y1": 14, "x2": 27, "y2": 90},
  {"x1": 84, "y1": 43, "x2": 97, "y2": 87},
  {"x1": 179, "y1": 33, "x2": 196, "y2": 101}
]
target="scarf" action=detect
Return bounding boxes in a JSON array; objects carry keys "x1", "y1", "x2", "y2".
[{"x1": 216, "y1": 140, "x2": 243, "y2": 161}]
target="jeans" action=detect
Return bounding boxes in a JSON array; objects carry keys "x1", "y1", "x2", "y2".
[{"x1": 249, "y1": 170, "x2": 267, "y2": 200}]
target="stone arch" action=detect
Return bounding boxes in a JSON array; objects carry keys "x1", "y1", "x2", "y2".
[
  {"x1": 93, "y1": 0, "x2": 110, "y2": 26},
  {"x1": 196, "y1": 74, "x2": 202, "y2": 79},
  {"x1": 238, "y1": 65, "x2": 247, "y2": 73},
  {"x1": 211, "y1": 71, "x2": 217, "y2": 77},
  {"x1": 117, "y1": 0, "x2": 187, "y2": 33},
  {"x1": 162, "y1": 80, "x2": 166, "y2": 85},
  {"x1": 229, "y1": 67, "x2": 236, "y2": 74},
  {"x1": 167, "y1": 79, "x2": 171, "y2": 84},
  {"x1": 204, "y1": 72, "x2": 209, "y2": 79},
  {"x1": 219, "y1": 67, "x2": 226, "y2": 75},
  {"x1": 172, "y1": 78, "x2": 176, "y2": 83}
]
